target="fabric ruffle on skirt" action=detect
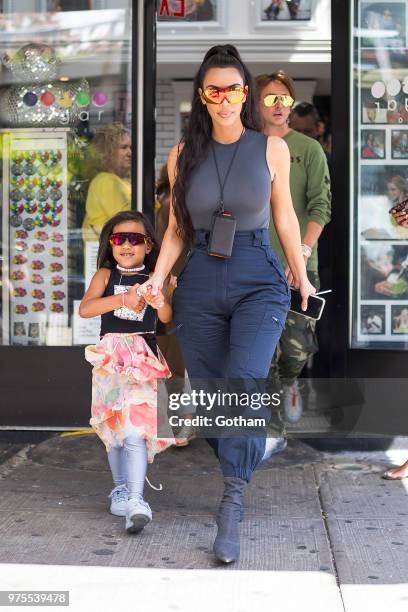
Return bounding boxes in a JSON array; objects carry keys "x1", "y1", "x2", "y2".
[
  {"x1": 85, "y1": 333, "x2": 170, "y2": 383},
  {"x1": 85, "y1": 333, "x2": 175, "y2": 462}
]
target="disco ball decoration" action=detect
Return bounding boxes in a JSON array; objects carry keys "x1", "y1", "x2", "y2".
[
  {"x1": 2, "y1": 43, "x2": 60, "y2": 84},
  {"x1": 0, "y1": 79, "x2": 90, "y2": 127}
]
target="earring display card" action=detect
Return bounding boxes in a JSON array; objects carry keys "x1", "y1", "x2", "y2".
[{"x1": 2, "y1": 133, "x2": 68, "y2": 346}]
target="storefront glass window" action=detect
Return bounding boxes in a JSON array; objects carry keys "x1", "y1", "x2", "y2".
[
  {"x1": 0, "y1": 1, "x2": 133, "y2": 346},
  {"x1": 351, "y1": 0, "x2": 408, "y2": 348}
]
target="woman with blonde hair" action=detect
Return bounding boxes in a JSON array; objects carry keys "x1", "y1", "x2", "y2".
[{"x1": 82, "y1": 122, "x2": 132, "y2": 240}]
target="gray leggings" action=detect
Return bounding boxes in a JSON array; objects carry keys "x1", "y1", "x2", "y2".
[{"x1": 107, "y1": 432, "x2": 147, "y2": 500}]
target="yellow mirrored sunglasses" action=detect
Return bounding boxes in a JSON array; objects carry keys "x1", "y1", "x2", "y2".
[{"x1": 263, "y1": 94, "x2": 294, "y2": 108}]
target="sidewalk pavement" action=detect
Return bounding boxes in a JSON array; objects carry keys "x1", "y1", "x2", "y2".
[{"x1": 1, "y1": 434, "x2": 408, "y2": 612}]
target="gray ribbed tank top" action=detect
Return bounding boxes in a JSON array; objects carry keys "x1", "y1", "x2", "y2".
[{"x1": 185, "y1": 128, "x2": 271, "y2": 231}]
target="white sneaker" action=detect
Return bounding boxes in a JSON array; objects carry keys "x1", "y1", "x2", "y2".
[
  {"x1": 125, "y1": 497, "x2": 152, "y2": 533},
  {"x1": 109, "y1": 484, "x2": 129, "y2": 517},
  {"x1": 282, "y1": 380, "x2": 303, "y2": 424}
]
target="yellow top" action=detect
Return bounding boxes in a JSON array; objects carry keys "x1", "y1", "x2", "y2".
[{"x1": 82, "y1": 172, "x2": 131, "y2": 240}]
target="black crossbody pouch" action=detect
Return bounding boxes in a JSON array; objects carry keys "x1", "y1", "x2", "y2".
[{"x1": 208, "y1": 210, "x2": 237, "y2": 258}]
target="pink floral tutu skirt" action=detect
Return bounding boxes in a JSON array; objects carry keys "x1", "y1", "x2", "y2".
[{"x1": 85, "y1": 333, "x2": 175, "y2": 463}]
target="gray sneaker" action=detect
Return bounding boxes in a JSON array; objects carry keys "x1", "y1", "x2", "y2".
[
  {"x1": 125, "y1": 497, "x2": 152, "y2": 533},
  {"x1": 282, "y1": 380, "x2": 303, "y2": 424},
  {"x1": 109, "y1": 484, "x2": 128, "y2": 517}
]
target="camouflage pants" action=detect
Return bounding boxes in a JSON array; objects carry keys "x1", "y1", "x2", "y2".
[{"x1": 269, "y1": 270, "x2": 320, "y2": 385}]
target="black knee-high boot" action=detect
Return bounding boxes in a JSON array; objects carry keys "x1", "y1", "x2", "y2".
[{"x1": 213, "y1": 477, "x2": 247, "y2": 563}]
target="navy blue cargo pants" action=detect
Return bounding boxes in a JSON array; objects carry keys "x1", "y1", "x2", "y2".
[{"x1": 172, "y1": 229, "x2": 290, "y2": 482}]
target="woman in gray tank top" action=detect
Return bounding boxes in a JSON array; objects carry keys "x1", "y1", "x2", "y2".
[{"x1": 139, "y1": 45, "x2": 316, "y2": 564}]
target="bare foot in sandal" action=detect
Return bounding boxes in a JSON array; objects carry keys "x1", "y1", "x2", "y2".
[{"x1": 383, "y1": 460, "x2": 408, "y2": 480}]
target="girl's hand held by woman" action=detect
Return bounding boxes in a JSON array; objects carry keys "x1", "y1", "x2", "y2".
[{"x1": 125, "y1": 284, "x2": 146, "y2": 312}]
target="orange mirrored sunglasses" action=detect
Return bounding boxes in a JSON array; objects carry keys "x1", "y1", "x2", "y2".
[{"x1": 201, "y1": 85, "x2": 247, "y2": 105}]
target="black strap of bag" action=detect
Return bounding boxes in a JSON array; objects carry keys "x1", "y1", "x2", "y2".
[
  {"x1": 210, "y1": 127, "x2": 245, "y2": 212},
  {"x1": 207, "y1": 128, "x2": 244, "y2": 258}
]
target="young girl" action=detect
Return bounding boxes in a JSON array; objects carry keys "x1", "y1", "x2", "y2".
[{"x1": 79, "y1": 210, "x2": 177, "y2": 534}]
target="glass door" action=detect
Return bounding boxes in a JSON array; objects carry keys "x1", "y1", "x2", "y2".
[
  {"x1": 351, "y1": 0, "x2": 408, "y2": 349},
  {"x1": 0, "y1": 0, "x2": 134, "y2": 348}
]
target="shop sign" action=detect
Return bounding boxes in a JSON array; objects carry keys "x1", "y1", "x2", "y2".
[{"x1": 159, "y1": 1, "x2": 186, "y2": 18}]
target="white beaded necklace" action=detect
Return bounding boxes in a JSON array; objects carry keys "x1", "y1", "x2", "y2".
[{"x1": 116, "y1": 264, "x2": 145, "y2": 273}]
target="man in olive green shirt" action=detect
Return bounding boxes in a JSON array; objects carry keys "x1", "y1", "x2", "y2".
[{"x1": 256, "y1": 71, "x2": 331, "y2": 424}]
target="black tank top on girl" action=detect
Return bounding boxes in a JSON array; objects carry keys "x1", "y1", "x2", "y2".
[{"x1": 100, "y1": 267, "x2": 157, "y2": 354}]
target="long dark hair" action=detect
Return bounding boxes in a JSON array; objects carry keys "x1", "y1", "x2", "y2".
[
  {"x1": 156, "y1": 162, "x2": 170, "y2": 199},
  {"x1": 97, "y1": 210, "x2": 159, "y2": 272},
  {"x1": 173, "y1": 44, "x2": 261, "y2": 246}
]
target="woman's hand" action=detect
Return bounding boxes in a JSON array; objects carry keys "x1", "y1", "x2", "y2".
[
  {"x1": 137, "y1": 275, "x2": 165, "y2": 306},
  {"x1": 144, "y1": 287, "x2": 166, "y2": 310},
  {"x1": 285, "y1": 257, "x2": 309, "y2": 288},
  {"x1": 298, "y1": 276, "x2": 317, "y2": 312},
  {"x1": 138, "y1": 277, "x2": 172, "y2": 322},
  {"x1": 392, "y1": 208, "x2": 408, "y2": 228}
]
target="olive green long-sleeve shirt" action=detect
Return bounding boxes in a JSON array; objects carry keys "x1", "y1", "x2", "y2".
[{"x1": 269, "y1": 129, "x2": 332, "y2": 272}]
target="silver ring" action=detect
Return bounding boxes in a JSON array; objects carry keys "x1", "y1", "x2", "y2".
[{"x1": 136, "y1": 289, "x2": 142, "y2": 297}]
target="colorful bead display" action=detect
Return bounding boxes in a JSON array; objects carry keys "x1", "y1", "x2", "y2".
[
  {"x1": 31, "y1": 243, "x2": 45, "y2": 253},
  {"x1": 13, "y1": 288, "x2": 27, "y2": 297},
  {"x1": 9, "y1": 147, "x2": 67, "y2": 326},
  {"x1": 11, "y1": 203, "x2": 24, "y2": 215},
  {"x1": 16, "y1": 241, "x2": 28, "y2": 251},
  {"x1": 22, "y1": 218, "x2": 35, "y2": 231},
  {"x1": 15, "y1": 305, "x2": 28, "y2": 314},
  {"x1": 50, "y1": 303, "x2": 64, "y2": 312},
  {"x1": 49, "y1": 262, "x2": 63, "y2": 272},
  {"x1": 50, "y1": 246, "x2": 63, "y2": 257},
  {"x1": 34, "y1": 214, "x2": 47, "y2": 228},
  {"x1": 13, "y1": 254, "x2": 27, "y2": 265},
  {"x1": 50, "y1": 275, "x2": 63, "y2": 285},
  {"x1": 23, "y1": 202, "x2": 37, "y2": 214},
  {"x1": 31, "y1": 289, "x2": 45, "y2": 300},
  {"x1": 31, "y1": 274, "x2": 44, "y2": 284},
  {"x1": 10, "y1": 189, "x2": 23, "y2": 201},
  {"x1": 51, "y1": 290, "x2": 65, "y2": 300},
  {"x1": 10, "y1": 215, "x2": 23, "y2": 227}
]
